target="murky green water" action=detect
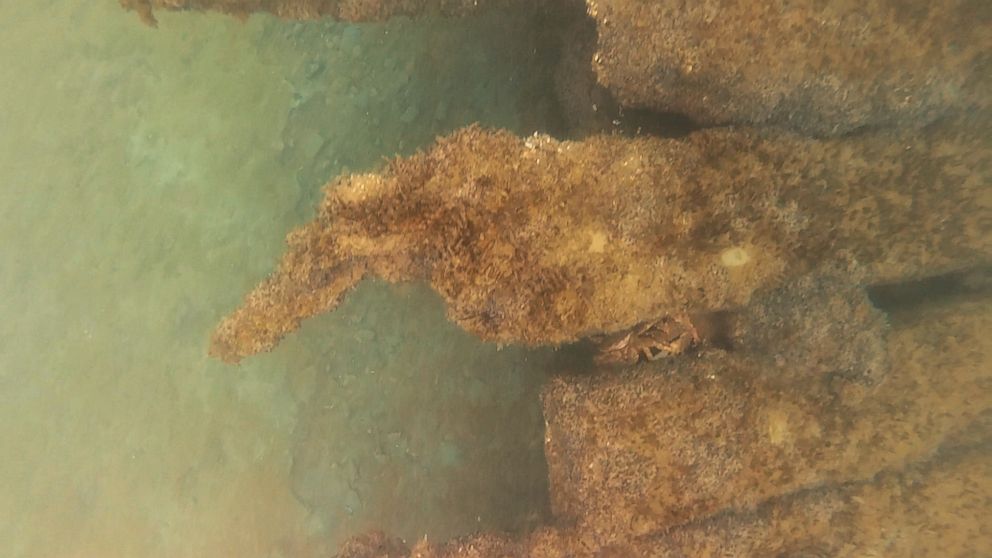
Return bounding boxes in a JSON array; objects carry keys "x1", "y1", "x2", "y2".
[{"x1": 0, "y1": 2, "x2": 557, "y2": 555}]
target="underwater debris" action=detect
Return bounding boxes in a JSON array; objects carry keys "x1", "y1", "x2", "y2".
[
  {"x1": 587, "y1": 0, "x2": 991, "y2": 135},
  {"x1": 210, "y1": 115, "x2": 990, "y2": 363}
]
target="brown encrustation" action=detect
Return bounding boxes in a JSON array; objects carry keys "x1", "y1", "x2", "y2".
[
  {"x1": 332, "y1": 295, "x2": 992, "y2": 557},
  {"x1": 611, "y1": 442, "x2": 992, "y2": 557},
  {"x1": 588, "y1": 0, "x2": 991, "y2": 135},
  {"x1": 119, "y1": 0, "x2": 990, "y2": 138},
  {"x1": 542, "y1": 295, "x2": 990, "y2": 541},
  {"x1": 210, "y1": 115, "x2": 990, "y2": 363},
  {"x1": 337, "y1": 447, "x2": 992, "y2": 557}
]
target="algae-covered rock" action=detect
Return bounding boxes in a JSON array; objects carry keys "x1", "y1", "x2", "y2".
[
  {"x1": 210, "y1": 115, "x2": 990, "y2": 363},
  {"x1": 588, "y1": 0, "x2": 991, "y2": 135}
]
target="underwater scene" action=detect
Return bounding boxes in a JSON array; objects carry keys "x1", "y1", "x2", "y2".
[{"x1": 0, "y1": 0, "x2": 988, "y2": 556}]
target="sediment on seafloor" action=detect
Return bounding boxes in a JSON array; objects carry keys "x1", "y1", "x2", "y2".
[
  {"x1": 209, "y1": 112, "x2": 990, "y2": 363},
  {"x1": 332, "y1": 293, "x2": 992, "y2": 557},
  {"x1": 118, "y1": 0, "x2": 544, "y2": 25},
  {"x1": 587, "y1": 0, "x2": 991, "y2": 135}
]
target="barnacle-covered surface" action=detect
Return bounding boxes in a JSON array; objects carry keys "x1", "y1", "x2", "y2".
[
  {"x1": 118, "y1": 0, "x2": 540, "y2": 26},
  {"x1": 588, "y1": 0, "x2": 992, "y2": 135},
  {"x1": 334, "y1": 291, "x2": 992, "y2": 557},
  {"x1": 210, "y1": 113, "x2": 991, "y2": 363}
]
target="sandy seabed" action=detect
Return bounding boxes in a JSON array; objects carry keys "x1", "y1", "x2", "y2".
[{"x1": 0, "y1": 3, "x2": 557, "y2": 556}]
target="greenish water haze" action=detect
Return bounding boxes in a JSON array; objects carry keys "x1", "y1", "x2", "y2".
[{"x1": 0, "y1": 2, "x2": 557, "y2": 555}]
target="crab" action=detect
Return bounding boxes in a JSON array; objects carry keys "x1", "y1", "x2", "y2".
[{"x1": 593, "y1": 313, "x2": 700, "y2": 367}]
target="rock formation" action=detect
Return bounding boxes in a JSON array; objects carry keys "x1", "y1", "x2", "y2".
[{"x1": 210, "y1": 114, "x2": 990, "y2": 363}]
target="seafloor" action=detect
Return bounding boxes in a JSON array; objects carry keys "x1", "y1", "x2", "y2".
[{"x1": 0, "y1": 2, "x2": 558, "y2": 555}]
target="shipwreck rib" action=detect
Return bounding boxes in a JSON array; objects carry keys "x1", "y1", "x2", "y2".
[{"x1": 210, "y1": 115, "x2": 990, "y2": 363}]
